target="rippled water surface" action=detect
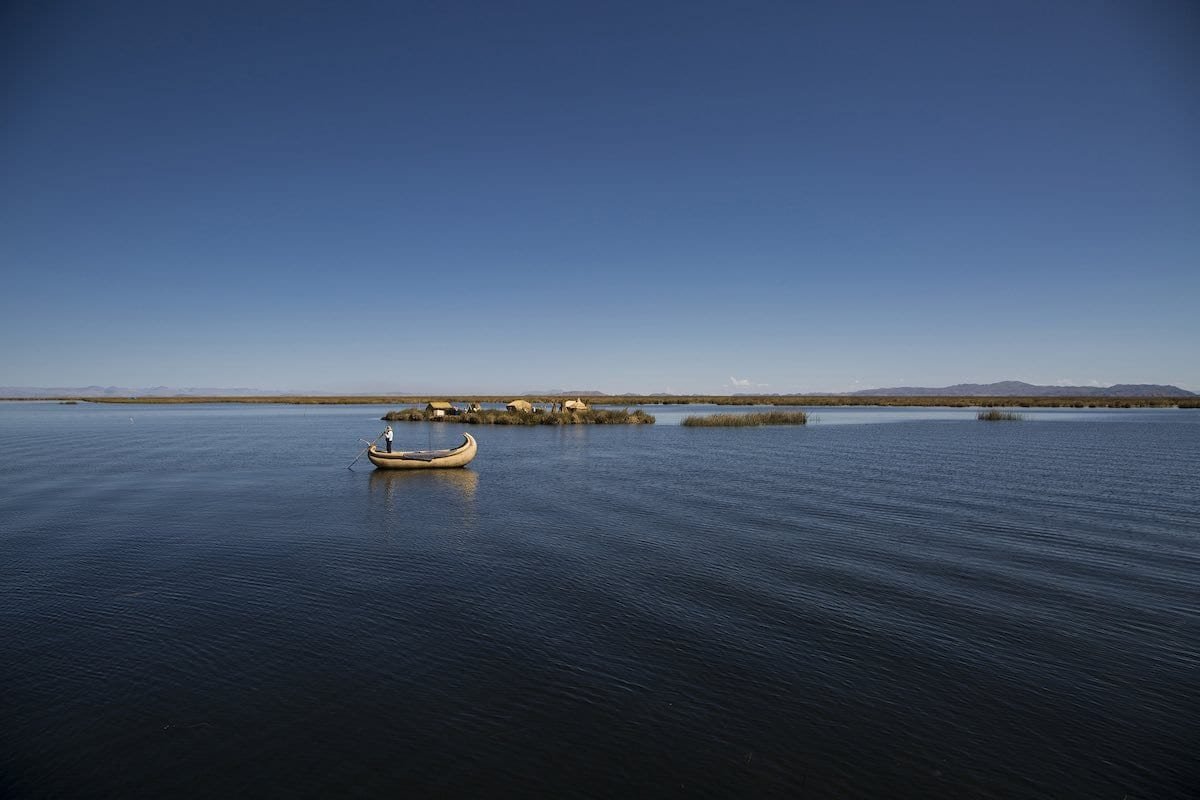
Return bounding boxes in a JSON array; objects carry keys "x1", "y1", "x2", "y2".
[{"x1": 2, "y1": 402, "x2": 1197, "y2": 798}]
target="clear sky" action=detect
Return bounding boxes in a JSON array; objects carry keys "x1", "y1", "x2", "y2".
[{"x1": 2, "y1": 1, "x2": 1197, "y2": 393}]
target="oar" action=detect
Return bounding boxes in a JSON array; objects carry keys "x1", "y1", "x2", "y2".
[{"x1": 346, "y1": 433, "x2": 384, "y2": 470}]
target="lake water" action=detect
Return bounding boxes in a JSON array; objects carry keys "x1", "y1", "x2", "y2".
[{"x1": 1, "y1": 402, "x2": 1197, "y2": 798}]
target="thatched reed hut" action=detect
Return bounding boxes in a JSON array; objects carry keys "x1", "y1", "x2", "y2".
[{"x1": 427, "y1": 401, "x2": 456, "y2": 417}]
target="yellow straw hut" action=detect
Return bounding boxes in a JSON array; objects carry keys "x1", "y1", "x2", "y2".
[{"x1": 426, "y1": 401, "x2": 455, "y2": 417}]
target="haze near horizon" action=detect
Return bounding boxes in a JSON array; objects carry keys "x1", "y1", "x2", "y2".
[{"x1": 2, "y1": 1, "x2": 1197, "y2": 393}]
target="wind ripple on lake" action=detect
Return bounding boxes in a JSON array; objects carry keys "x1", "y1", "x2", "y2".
[{"x1": 1, "y1": 404, "x2": 1198, "y2": 797}]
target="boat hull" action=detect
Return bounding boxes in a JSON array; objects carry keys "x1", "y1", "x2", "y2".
[{"x1": 367, "y1": 433, "x2": 477, "y2": 469}]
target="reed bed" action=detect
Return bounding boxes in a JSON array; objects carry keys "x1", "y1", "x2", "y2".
[
  {"x1": 681, "y1": 411, "x2": 808, "y2": 427},
  {"x1": 381, "y1": 408, "x2": 655, "y2": 425},
  {"x1": 70, "y1": 394, "x2": 1192, "y2": 409},
  {"x1": 978, "y1": 410, "x2": 1023, "y2": 421}
]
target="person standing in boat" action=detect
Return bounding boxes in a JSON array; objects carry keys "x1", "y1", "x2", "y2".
[{"x1": 384, "y1": 425, "x2": 393, "y2": 453}]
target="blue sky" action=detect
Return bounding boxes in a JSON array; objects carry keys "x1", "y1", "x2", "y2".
[{"x1": 2, "y1": 1, "x2": 1197, "y2": 393}]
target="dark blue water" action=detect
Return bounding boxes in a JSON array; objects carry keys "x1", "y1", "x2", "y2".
[{"x1": 2, "y1": 402, "x2": 1197, "y2": 798}]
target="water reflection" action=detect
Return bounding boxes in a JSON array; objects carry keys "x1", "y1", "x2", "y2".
[{"x1": 367, "y1": 468, "x2": 479, "y2": 503}]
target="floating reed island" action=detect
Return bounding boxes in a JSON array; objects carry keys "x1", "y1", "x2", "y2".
[
  {"x1": 978, "y1": 410, "x2": 1023, "y2": 421},
  {"x1": 382, "y1": 408, "x2": 655, "y2": 425},
  {"x1": 682, "y1": 411, "x2": 808, "y2": 427}
]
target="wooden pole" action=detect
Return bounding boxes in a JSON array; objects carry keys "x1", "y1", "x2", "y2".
[{"x1": 347, "y1": 432, "x2": 384, "y2": 470}]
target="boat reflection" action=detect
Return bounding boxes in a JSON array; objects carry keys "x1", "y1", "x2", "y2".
[{"x1": 368, "y1": 468, "x2": 479, "y2": 503}]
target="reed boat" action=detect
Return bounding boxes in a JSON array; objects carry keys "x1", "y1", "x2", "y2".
[{"x1": 367, "y1": 432, "x2": 477, "y2": 469}]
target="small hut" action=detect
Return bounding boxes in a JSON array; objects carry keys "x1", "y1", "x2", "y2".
[
  {"x1": 563, "y1": 398, "x2": 588, "y2": 411},
  {"x1": 506, "y1": 399, "x2": 533, "y2": 413},
  {"x1": 427, "y1": 401, "x2": 455, "y2": 417},
  {"x1": 466, "y1": 402, "x2": 482, "y2": 413}
]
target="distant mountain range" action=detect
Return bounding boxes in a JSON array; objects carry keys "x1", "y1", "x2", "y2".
[
  {"x1": 533, "y1": 382, "x2": 1197, "y2": 397},
  {"x1": 523, "y1": 389, "x2": 607, "y2": 396},
  {"x1": 1, "y1": 381, "x2": 1194, "y2": 398},
  {"x1": 0, "y1": 386, "x2": 279, "y2": 398},
  {"x1": 848, "y1": 381, "x2": 1195, "y2": 397}
]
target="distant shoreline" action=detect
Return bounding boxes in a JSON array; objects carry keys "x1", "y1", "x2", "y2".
[{"x1": 7, "y1": 395, "x2": 1197, "y2": 409}]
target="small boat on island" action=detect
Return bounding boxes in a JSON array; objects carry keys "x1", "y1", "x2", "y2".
[{"x1": 367, "y1": 432, "x2": 477, "y2": 470}]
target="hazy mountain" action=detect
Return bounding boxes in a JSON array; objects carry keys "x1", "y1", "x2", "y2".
[
  {"x1": 522, "y1": 390, "x2": 609, "y2": 396},
  {"x1": 3, "y1": 382, "x2": 1193, "y2": 399},
  {"x1": 0, "y1": 386, "x2": 280, "y2": 398},
  {"x1": 850, "y1": 381, "x2": 1195, "y2": 397}
]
